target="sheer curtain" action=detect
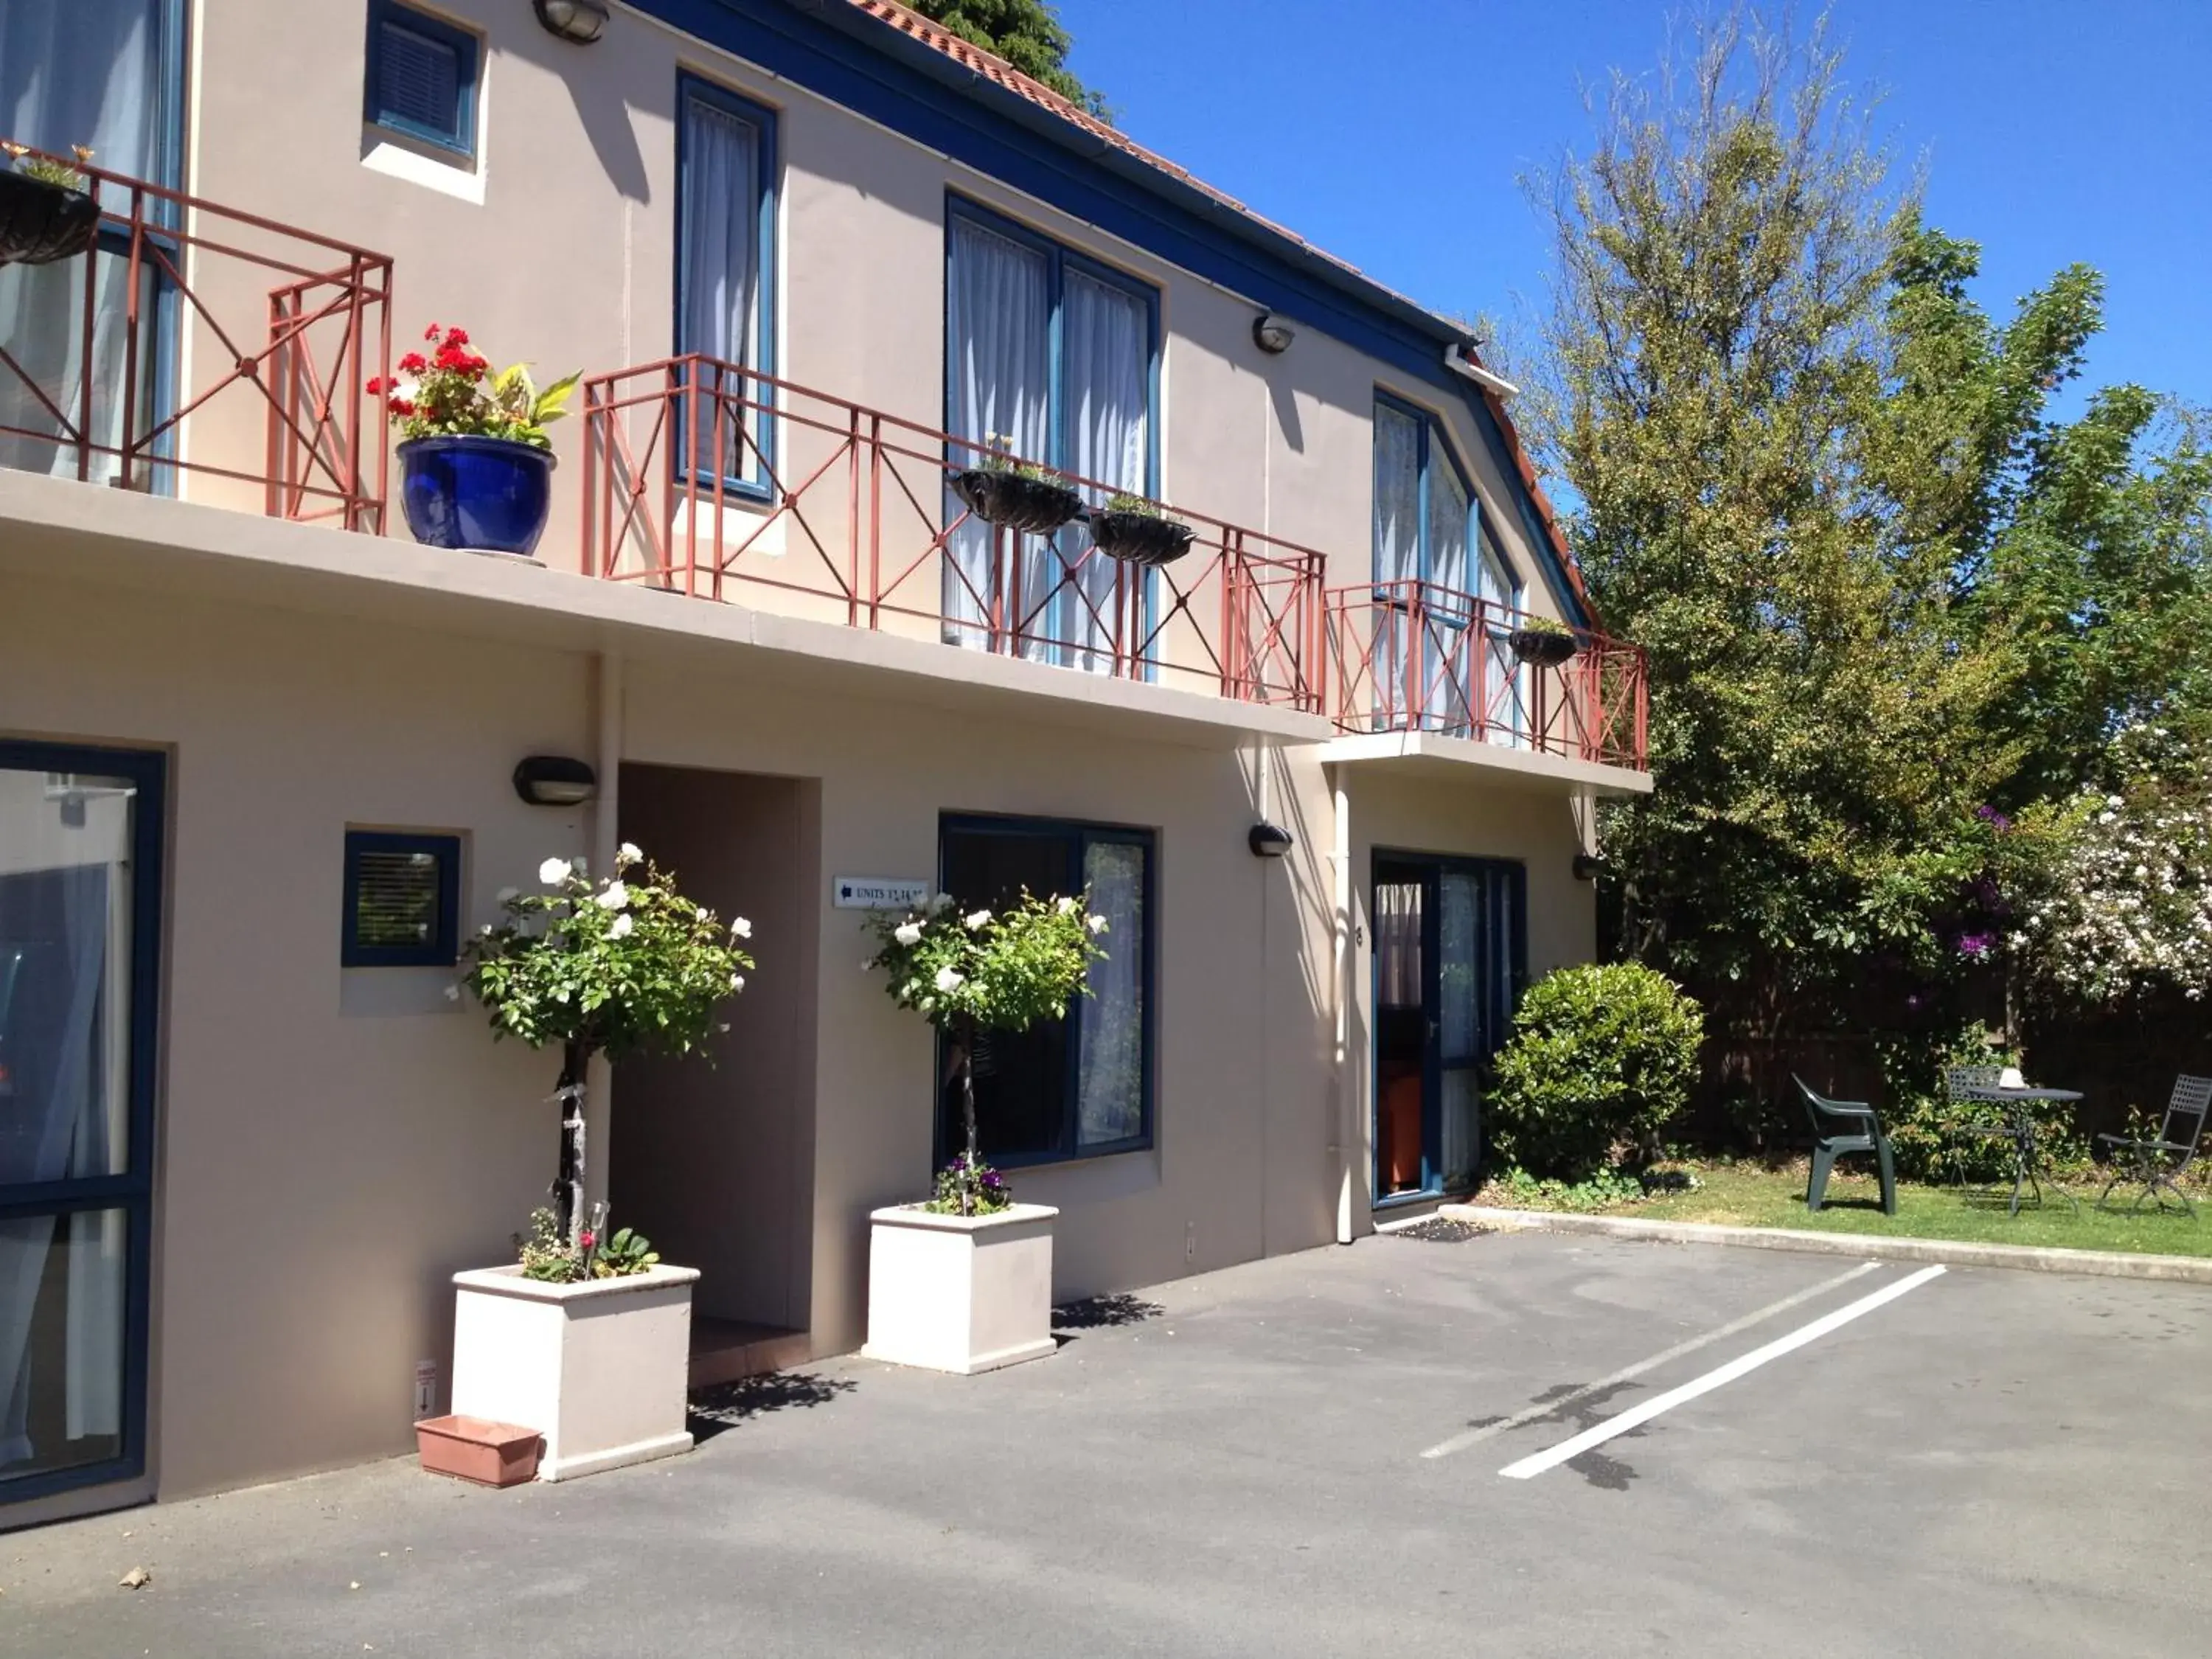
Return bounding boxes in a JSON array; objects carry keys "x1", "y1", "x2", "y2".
[
  {"x1": 1077, "y1": 842, "x2": 1145, "y2": 1147},
  {"x1": 1477, "y1": 540, "x2": 1526, "y2": 745},
  {"x1": 0, "y1": 0, "x2": 168, "y2": 483},
  {"x1": 1372, "y1": 405, "x2": 1422, "y2": 728},
  {"x1": 1427, "y1": 460, "x2": 1473, "y2": 734},
  {"x1": 945, "y1": 218, "x2": 1049, "y2": 650},
  {"x1": 678, "y1": 94, "x2": 760, "y2": 486},
  {"x1": 1062, "y1": 271, "x2": 1148, "y2": 672}
]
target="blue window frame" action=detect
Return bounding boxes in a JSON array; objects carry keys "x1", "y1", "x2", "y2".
[
  {"x1": 341, "y1": 831, "x2": 462, "y2": 968},
  {"x1": 674, "y1": 74, "x2": 779, "y2": 497},
  {"x1": 933, "y1": 814, "x2": 1156, "y2": 1168},
  {"x1": 942, "y1": 197, "x2": 1161, "y2": 667},
  {"x1": 364, "y1": 1, "x2": 480, "y2": 159},
  {"x1": 0, "y1": 740, "x2": 164, "y2": 1508}
]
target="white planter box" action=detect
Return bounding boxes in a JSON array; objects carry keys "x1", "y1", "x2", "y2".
[
  {"x1": 450, "y1": 1262, "x2": 700, "y2": 1481},
  {"x1": 860, "y1": 1202, "x2": 1059, "y2": 1375}
]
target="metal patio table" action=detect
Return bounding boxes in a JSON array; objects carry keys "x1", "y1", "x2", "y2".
[{"x1": 1961, "y1": 1085, "x2": 2084, "y2": 1215}]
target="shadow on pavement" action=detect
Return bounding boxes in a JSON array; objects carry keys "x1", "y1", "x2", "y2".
[{"x1": 689, "y1": 1371, "x2": 857, "y2": 1443}]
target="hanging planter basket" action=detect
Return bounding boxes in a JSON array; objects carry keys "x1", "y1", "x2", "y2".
[
  {"x1": 0, "y1": 172, "x2": 100, "y2": 268},
  {"x1": 951, "y1": 467, "x2": 1082, "y2": 535},
  {"x1": 1507, "y1": 627, "x2": 1580, "y2": 668},
  {"x1": 1088, "y1": 508, "x2": 1196, "y2": 568}
]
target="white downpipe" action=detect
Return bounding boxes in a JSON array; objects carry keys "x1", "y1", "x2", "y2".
[
  {"x1": 1331, "y1": 774, "x2": 1354, "y2": 1244},
  {"x1": 585, "y1": 649, "x2": 625, "y2": 1218},
  {"x1": 1443, "y1": 347, "x2": 1521, "y2": 401}
]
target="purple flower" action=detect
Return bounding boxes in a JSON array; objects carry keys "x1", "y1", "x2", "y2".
[
  {"x1": 1956, "y1": 932, "x2": 1995, "y2": 959},
  {"x1": 983, "y1": 1172, "x2": 1004, "y2": 1188},
  {"x1": 1975, "y1": 805, "x2": 2013, "y2": 832}
]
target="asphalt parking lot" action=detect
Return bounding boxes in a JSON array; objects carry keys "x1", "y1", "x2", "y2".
[{"x1": 7, "y1": 1228, "x2": 2209, "y2": 1658}]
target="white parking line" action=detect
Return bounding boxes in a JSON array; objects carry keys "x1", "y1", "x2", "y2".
[
  {"x1": 1421, "y1": 1259, "x2": 1882, "y2": 1461},
  {"x1": 1498, "y1": 1264, "x2": 1948, "y2": 1480}
]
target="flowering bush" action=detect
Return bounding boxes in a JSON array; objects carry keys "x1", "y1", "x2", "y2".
[
  {"x1": 2011, "y1": 724, "x2": 2212, "y2": 1004},
  {"x1": 2, "y1": 140, "x2": 93, "y2": 190},
  {"x1": 865, "y1": 891, "x2": 1105, "y2": 1211},
  {"x1": 367, "y1": 323, "x2": 578, "y2": 449},
  {"x1": 930, "y1": 1152, "x2": 1012, "y2": 1217},
  {"x1": 517, "y1": 1203, "x2": 661, "y2": 1283},
  {"x1": 459, "y1": 843, "x2": 754, "y2": 1245}
]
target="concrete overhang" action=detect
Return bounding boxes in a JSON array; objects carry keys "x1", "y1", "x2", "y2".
[
  {"x1": 1304, "y1": 730, "x2": 1652, "y2": 797},
  {"x1": 0, "y1": 473, "x2": 1337, "y2": 754}
]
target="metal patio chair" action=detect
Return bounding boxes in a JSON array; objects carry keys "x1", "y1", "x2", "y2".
[
  {"x1": 2096, "y1": 1074, "x2": 2212, "y2": 1216},
  {"x1": 1943, "y1": 1065, "x2": 2006, "y2": 1185},
  {"x1": 1797, "y1": 1076, "x2": 1898, "y2": 1216}
]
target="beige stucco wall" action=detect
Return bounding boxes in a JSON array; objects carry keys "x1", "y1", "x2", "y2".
[{"x1": 173, "y1": 0, "x2": 1571, "y2": 629}]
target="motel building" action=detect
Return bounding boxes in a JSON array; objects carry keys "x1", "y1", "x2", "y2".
[{"x1": 0, "y1": 0, "x2": 1649, "y2": 1526}]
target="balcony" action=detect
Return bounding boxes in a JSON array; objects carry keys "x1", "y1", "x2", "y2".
[
  {"x1": 0, "y1": 144, "x2": 391, "y2": 529},
  {"x1": 1325, "y1": 579, "x2": 1646, "y2": 770},
  {"x1": 580, "y1": 357, "x2": 1328, "y2": 711}
]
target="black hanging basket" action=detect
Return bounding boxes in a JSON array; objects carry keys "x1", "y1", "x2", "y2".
[
  {"x1": 950, "y1": 467, "x2": 1082, "y2": 535},
  {"x1": 1088, "y1": 508, "x2": 1196, "y2": 567},
  {"x1": 0, "y1": 172, "x2": 101, "y2": 268},
  {"x1": 1507, "y1": 627, "x2": 1580, "y2": 668}
]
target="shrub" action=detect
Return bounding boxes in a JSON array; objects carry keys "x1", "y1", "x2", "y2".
[
  {"x1": 1876, "y1": 1022, "x2": 2087, "y2": 1183},
  {"x1": 1487, "y1": 964, "x2": 1705, "y2": 1179}
]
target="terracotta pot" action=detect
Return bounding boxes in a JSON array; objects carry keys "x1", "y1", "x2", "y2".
[
  {"x1": 1088, "y1": 508, "x2": 1195, "y2": 566},
  {"x1": 0, "y1": 172, "x2": 101, "y2": 268},
  {"x1": 415, "y1": 1414, "x2": 543, "y2": 1487},
  {"x1": 950, "y1": 467, "x2": 1082, "y2": 535}
]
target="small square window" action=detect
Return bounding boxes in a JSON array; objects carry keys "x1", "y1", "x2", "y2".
[
  {"x1": 364, "y1": 1, "x2": 480, "y2": 159},
  {"x1": 343, "y1": 830, "x2": 462, "y2": 967}
]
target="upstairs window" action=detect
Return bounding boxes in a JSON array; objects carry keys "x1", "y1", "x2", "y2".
[
  {"x1": 675, "y1": 76, "x2": 778, "y2": 493},
  {"x1": 364, "y1": 1, "x2": 480, "y2": 159}
]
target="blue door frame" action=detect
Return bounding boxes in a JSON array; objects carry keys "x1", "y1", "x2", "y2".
[
  {"x1": 1371, "y1": 852, "x2": 1526, "y2": 1208},
  {"x1": 0, "y1": 740, "x2": 164, "y2": 1508}
]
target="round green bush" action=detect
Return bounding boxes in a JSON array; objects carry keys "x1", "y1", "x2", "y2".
[{"x1": 1487, "y1": 963, "x2": 1705, "y2": 1179}]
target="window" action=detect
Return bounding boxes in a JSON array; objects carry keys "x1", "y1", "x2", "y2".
[
  {"x1": 364, "y1": 1, "x2": 479, "y2": 159},
  {"x1": 944, "y1": 201, "x2": 1158, "y2": 667},
  {"x1": 1372, "y1": 394, "x2": 1524, "y2": 738},
  {"x1": 675, "y1": 76, "x2": 777, "y2": 493},
  {"x1": 936, "y1": 816, "x2": 1153, "y2": 1166},
  {"x1": 341, "y1": 831, "x2": 461, "y2": 967}
]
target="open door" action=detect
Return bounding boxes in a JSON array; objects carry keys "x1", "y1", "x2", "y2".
[{"x1": 1371, "y1": 855, "x2": 1526, "y2": 1206}]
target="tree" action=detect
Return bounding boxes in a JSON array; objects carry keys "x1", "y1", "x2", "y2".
[
  {"x1": 902, "y1": 0, "x2": 1109, "y2": 119},
  {"x1": 1525, "y1": 8, "x2": 2016, "y2": 1036}
]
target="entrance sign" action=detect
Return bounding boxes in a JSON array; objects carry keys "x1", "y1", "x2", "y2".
[{"x1": 833, "y1": 876, "x2": 931, "y2": 911}]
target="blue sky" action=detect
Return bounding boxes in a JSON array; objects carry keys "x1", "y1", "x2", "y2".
[{"x1": 1059, "y1": 0, "x2": 2212, "y2": 411}]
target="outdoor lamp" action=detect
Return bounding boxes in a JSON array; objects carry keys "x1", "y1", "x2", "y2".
[
  {"x1": 1248, "y1": 821, "x2": 1294, "y2": 859},
  {"x1": 513, "y1": 755, "x2": 599, "y2": 807},
  {"x1": 1252, "y1": 313, "x2": 1295, "y2": 355},
  {"x1": 532, "y1": 0, "x2": 611, "y2": 44}
]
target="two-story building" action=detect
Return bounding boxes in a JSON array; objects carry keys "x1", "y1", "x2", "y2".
[{"x1": 0, "y1": 0, "x2": 1649, "y2": 1526}]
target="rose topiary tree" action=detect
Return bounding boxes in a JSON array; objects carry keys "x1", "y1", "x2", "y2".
[
  {"x1": 459, "y1": 843, "x2": 754, "y2": 1270},
  {"x1": 865, "y1": 891, "x2": 1105, "y2": 1214},
  {"x1": 1486, "y1": 963, "x2": 1705, "y2": 1180}
]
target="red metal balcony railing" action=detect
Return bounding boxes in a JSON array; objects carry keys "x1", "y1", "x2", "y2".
[
  {"x1": 1326, "y1": 579, "x2": 1647, "y2": 768},
  {"x1": 0, "y1": 144, "x2": 392, "y2": 529},
  {"x1": 580, "y1": 356, "x2": 1326, "y2": 709}
]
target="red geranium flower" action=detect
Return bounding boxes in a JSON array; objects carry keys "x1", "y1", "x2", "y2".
[
  {"x1": 578, "y1": 1230, "x2": 597, "y2": 1251},
  {"x1": 397, "y1": 351, "x2": 428, "y2": 374},
  {"x1": 445, "y1": 327, "x2": 469, "y2": 347},
  {"x1": 364, "y1": 375, "x2": 385, "y2": 395},
  {"x1": 423, "y1": 321, "x2": 442, "y2": 341}
]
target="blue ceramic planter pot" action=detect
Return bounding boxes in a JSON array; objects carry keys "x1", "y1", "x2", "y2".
[{"x1": 397, "y1": 435, "x2": 557, "y2": 557}]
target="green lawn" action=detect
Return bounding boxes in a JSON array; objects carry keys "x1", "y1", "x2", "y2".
[{"x1": 1475, "y1": 1159, "x2": 2212, "y2": 1258}]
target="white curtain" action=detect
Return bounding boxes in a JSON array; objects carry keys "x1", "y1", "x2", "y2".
[
  {"x1": 1077, "y1": 842, "x2": 1144, "y2": 1148},
  {"x1": 1427, "y1": 459, "x2": 1473, "y2": 734},
  {"x1": 1062, "y1": 270, "x2": 1147, "y2": 673},
  {"x1": 0, "y1": 860, "x2": 122, "y2": 1469},
  {"x1": 0, "y1": 0, "x2": 167, "y2": 484},
  {"x1": 1374, "y1": 880, "x2": 1422, "y2": 1009},
  {"x1": 678, "y1": 94, "x2": 760, "y2": 486},
  {"x1": 1477, "y1": 540, "x2": 1526, "y2": 745},
  {"x1": 945, "y1": 218, "x2": 1049, "y2": 650},
  {"x1": 1372, "y1": 405, "x2": 1422, "y2": 728}
]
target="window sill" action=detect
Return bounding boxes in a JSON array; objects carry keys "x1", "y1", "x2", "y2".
[{"x1": 361, "y1": 127, "x2": 484, "y2": 205}]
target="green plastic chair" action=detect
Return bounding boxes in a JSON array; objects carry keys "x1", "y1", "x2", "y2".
[{"x1": 1796, "y1": 1075, "x2": 1897, "y2": 1215}]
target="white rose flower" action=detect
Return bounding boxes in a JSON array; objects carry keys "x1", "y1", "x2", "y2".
[
  {"x1": 731, "y1": 917, "x2": 752, "y2": 939},
  {"x1": 931, "y1": 892, "x2": 955, "y2": 914},
  {"x1": 618, "y1": 841, "x2": 642, "y2": 864},
  {"x1": 964, "y1": 908, "x2": 992, "y2": 930},
  {"x1": 1055, "y1": 895, "x2": 1079, "y2": 915},
  {"x1": 1087, "y1": 914, "x2": 1108, "y2": 934},
  {"x1": 608, "y1": 911, "x2": 634, "y2": 939},
  {"x1": 934, "y1": 965, "x2": 965, "y2": 992},
  {"x1": 894, "y1": 921, "x2": 924, "y2": 946},
  {"x1": 596, "y1": 881, "x2": 630, "y2": 910},
  {"x1": 729, "y1": 973, "x2": 745, "y2": 992},
  {"x1": 538, "y1": 857, "x2": 570, "y2": 885}
]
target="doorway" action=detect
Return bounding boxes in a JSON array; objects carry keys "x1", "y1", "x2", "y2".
[
  {"x1": 611, "y1": 764, "x2": 818, "y2": 1358},
  {"x1": 1371, "y1": 855, "x2": 1526, "y2": 1204}
]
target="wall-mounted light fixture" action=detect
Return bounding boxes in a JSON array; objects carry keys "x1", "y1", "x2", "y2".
[
  {"x1": 532, "y1": 0, "x2": 610, "y2": 44},
  {"x1": 1248, "y1": 821, "x2": 1294, "y2": 859},
  {"x1": 1252, "y1": 313, "x2": 1295, "y2": 355},
  {"x1": 1572, "y1": 852, "x2": 1607, "y2": 882},
  {"x1": 513, "y1": 755, "x2": 599, "y2": 807}
]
